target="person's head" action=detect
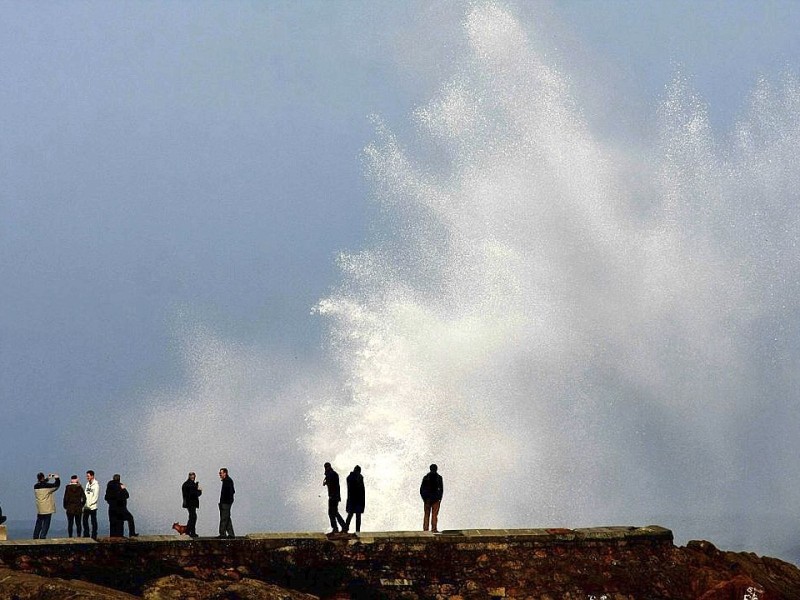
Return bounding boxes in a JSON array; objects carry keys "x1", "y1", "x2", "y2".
[
  {"x1": 112, "y1": 474, "x2": 121, "y2": 482},
  {"x1": 219, "y1": 468, "x2": 228, "y2": 480},
  {"x1": 37, "y1": 472, "x2": 46, "y2": 482},
  {"x1": 188, "y1": 472, "x2": 196, "y2": 481},
  {"x1": 324, "y1": 462, "x2": 332, "y2": 473},
  {"x1": 70, "y1": 475, "x2": 79, "y2": 483},
  {"x1": 354, "y1": 465, "x2": 361, "y2": 474},
  {"x1": 86, "y1": 470, "x2": 95, "y2": 482},
  {"x1": 429, "y1": 464, "x2": 438, "y2": 473}
]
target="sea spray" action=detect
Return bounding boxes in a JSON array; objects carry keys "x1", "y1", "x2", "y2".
[
  {"x1": 128, "y1": 2, "x2": 800, "y2": 562},
  {"x1": 302, "y1": 1, "x2": 800, "y2": 555}
]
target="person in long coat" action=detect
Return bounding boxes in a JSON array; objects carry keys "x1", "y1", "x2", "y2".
[{"x1": 344, "y1": 465, "x2": 365, "y2": 533}]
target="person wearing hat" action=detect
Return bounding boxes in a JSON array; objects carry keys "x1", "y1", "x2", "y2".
[{"x1": 63, "y1": 475, "x2": 87, "y2": 537}]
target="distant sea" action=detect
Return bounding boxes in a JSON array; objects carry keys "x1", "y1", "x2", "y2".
[{"x1": 4, "y1": 519, "x2": 83, "y2": 541}]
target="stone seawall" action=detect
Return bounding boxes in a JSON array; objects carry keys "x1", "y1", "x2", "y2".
[{"x1": 0, "y1": 526, "x2": 799, "y2": 599}]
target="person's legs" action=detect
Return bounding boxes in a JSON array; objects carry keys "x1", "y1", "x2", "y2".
[
  {"x1": 327, "y1": 498, "x2": 339, "y2": 532},
  {"x1": 430, "y1": 500, "x2": 441, "y2": 532},
  {"x1": 327, "y1": 499, "x2": 345, "y2": 531},
  {"x1": 82, "y1": 510, "x2": 90, "y2": 537},
  {"x1": 355, "y1": 512, "x2": 361, "y2": 533},
  {"x1": 33, "y1": 514, "x2": 44, "y2": 539},
  {"x1": 123, "y1": 509, "x2": 137, "y2": 536},
  {"x1": 423, "y1": 501, "x2": 432, "y2": 531},
  {"x1": 89, "y1": 509, "x2": 98, "y2": 539},
  {"x1": 187, "y1": 506, "x2": 197, "y2": 536},
  {"x1": 40, "y1": 514, "x2": 52, "y2": 538},
  {"x1": 224, "y1": 506, "x2": 234, "y2": 538},
  {"x1": 75, "y1": 512, "x2": 82, "y2": 537},
  {"x1": 219, "y1": 503, "x2": 234, "y2": 537},
  {"x1": 67, "y1": 513, "x2": 75, "y2": 537},
  {"x1": 218, "y1": 503, "x2": 225, "y2": 536},
  {"x1": 109, "y1": 509, "x2": 124, "y2": 537},
  {"x1": 344, "y1": 512, "x2": 353, "y2": 531},
  {"x1": 335, "y1": 505, "x2": 346, "y2": 530}
]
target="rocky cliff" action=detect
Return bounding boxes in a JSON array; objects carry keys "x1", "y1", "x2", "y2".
[{"x1": 0, "y1": 526, "x2": 798, "y2": 599}]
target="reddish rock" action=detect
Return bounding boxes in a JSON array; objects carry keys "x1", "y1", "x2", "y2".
[
  {"x1": 0, "y1": 566, "x2": 137, "y2": 599},
  {"x1": 697, "y1": 575, "x2": 765, "y2": 600},
  {"x1": 142, "y1": 574, "x2": 319, "y2": 599}
]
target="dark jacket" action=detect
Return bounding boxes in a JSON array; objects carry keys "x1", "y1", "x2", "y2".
[
  {"x1": 63, "y1": 482, "x2": 87, "y2": 515},
  {"x1": 104, "y1": 480, "x2": 129, "y2": 510},
  {"x1": 219, "y1": 476, "x2": 235, "y2": 505},
  {"x1": 420, "y1": 471, "x2": 444, "y2": 502},
  {"x1": 323, "y1": 468, "x2": 341, "y2": 502},
  {"x1": 345, "y1": 471, "x2": 365, "y2": 514},
  {"x1": 182, "y1": 478, "x2": 202, "y2": 509}
]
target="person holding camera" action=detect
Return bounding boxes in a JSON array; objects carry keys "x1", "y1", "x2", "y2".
[{"x1": 33, "y1": 472, "x2": 60, "y2": 539}]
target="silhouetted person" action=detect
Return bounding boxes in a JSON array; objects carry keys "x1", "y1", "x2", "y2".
[
  {"x1": 33, "y1": 472, "x2": 60, "y2": 539},
  {"x1": 182, "y1": 471, "x2": 202, "y2": 538},
  {"x1": 344, "y1": 465, "x2": 365, "y2": 533},
  {"x1": 420, "y1": 463, "x2": 443, "y2": 532},
  {"x1": 0, "y1": 505, "x2": 6, "y2": 526},
  {"x1": 82, "y1": 470, "x2": 100, "y2": 539},
  {"x1": 105, "y1": 474, "x2": 138, "y2": 537},
  {"x1": 218, "y1": 467, "x2": 235, "y2": 538},
  {"x1": 323, "y1": 462, "x2": 347, "y2": 533},
  {"x1": 63, "y1": 475, "x2": 86, "y2": 537}
]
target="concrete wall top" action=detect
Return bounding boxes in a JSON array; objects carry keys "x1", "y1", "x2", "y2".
[{"x1": 0, "y1": 525, "x2": 672, "y2": 547}]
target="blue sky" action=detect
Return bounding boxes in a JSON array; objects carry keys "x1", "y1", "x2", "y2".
[{"x1": 2, "y1": 1, "x2": 800, "y2": 549}]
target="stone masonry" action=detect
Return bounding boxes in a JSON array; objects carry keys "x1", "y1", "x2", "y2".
[{"x1": 0, "y1": 526, "x2": 799, "y2": 598}]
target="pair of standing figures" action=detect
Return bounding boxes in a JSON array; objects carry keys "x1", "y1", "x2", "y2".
[
  {"x1": 180, "y1": 468, "x2": 235, "y2": 539},
  {"x1": 324, "y1": 463, "x2": 364, "y2": 533}
]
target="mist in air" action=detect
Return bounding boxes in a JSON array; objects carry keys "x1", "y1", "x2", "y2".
[{"x1": 133, "y1": 2, "x2": 800, "y2": 562}]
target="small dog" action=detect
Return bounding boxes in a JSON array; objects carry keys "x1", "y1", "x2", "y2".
[{"x1": 172, "y1": 522, "x2": 188, "y2": 535}]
